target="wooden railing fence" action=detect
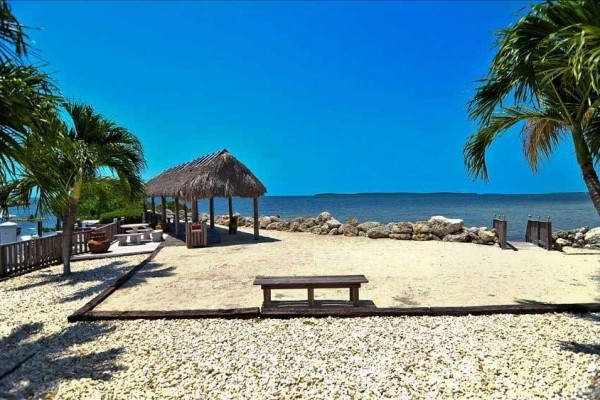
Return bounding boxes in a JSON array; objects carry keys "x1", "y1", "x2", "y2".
[
  {"x1": 493, "y1": 215, "x2": 508, "y2": 249},
  {"x1": 525, "y1": 216, "x2": 553, "y2": 250},
  {"x1": 0, "y1": 219, "x2": 121, "y2": 278},
  {"x1": 0, "y1": 235, "x2": 63, "y2": 277}
]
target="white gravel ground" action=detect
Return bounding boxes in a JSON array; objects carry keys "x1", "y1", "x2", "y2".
[{"x1": 0, "y1": 254, "x2": 599, "y2": 399}]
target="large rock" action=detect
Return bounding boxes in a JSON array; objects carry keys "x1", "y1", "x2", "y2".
[
  {"x1": 367, "y1": 226, "x2": 390, "y2": 239},
  {"x1": 413, "y1": 233, "x2": 433, "y2": 241},
  {"x1": 389, "y1": 233, "x2": 412, "y2": 240},
  {"x1": 413, "y1": 221, "x2": 431, "y2": 234},
  {"x1": 357, "y1": 221, "x2": 381, "y2": 233},
  {"x1": 343, "y1": 224, "x2": 359, "y2": 237},
  {"x1": 259, "y1": 217, "x2": 271, "y2": 229},
  {"x1": 391, "y1": 222, "x2": 413, "y2": 235},
  {"x1": 266, "y1": 222, "x2": 279, "y2": 230},
  {"x1": 346, "y1": 219, "x2": 359, "y2": 227},
  {"x1": 478, "y1": 229, "x2": 496, "y2": 243},
  {"x1": 584, "y1": 227, "x2": 600, "y2": 243},
  {"x1": 277, "y1": 220, "x2": 291, "y2": 231},
  {"x1": 443, "y1": 232, "x2": 470, "y2": 243},
  {"x1": 328, "y1": 228, "x2": 339, "y2": 235},
  {"x1": 428, "y1": 216, "x2": 464, "y2": 237},
  {"x1": 289, "y1": 222, "x2": 301, "y2": 232},
  {"x1": 317, "y1": 212, "x2": 332, "y2": 223},
  {"x1": 311, "y1": 226, "x2": 324, "y2": 235},
  {"x1": 325, "y1": 218, "x2": 342, "y2": 230}
]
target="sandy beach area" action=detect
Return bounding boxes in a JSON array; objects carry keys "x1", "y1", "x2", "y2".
[
  {"x1": 96, "y1": 226, "x2": 600, "y2": 311},
  {"x1": 1, "y1": 254, "x2": 599, "y2": 398}
]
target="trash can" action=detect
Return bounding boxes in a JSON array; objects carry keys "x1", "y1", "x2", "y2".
[{"x1": 186, "y1": 223, "x2": 204, "y2": 248}]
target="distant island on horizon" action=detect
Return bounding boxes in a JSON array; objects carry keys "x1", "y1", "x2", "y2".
[{"x1": 311, "y1": 191, "x2": 588, "y2": 197}]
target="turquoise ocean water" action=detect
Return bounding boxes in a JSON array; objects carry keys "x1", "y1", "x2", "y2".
[{"x1": 8, "y1": 193, "x2": 600, "y2": 241}]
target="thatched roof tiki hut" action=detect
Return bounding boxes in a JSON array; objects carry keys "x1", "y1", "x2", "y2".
[{"x1": 146, "y1": 149, "x2": 267, "y2": 240}]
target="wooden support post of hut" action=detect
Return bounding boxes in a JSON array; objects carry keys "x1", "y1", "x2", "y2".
[
  {"x1": 151, "y1": 197, "x2": 156, "y2": 225},
  {"x1": 161, "y1": 196, "x2": 167, "y2": 224},
  {"x1": 37, "y1": 220, "x2": 43, "y2": 237},
  {"x1": 184, "y1": 203, "x2": 188, "y2": 223},
  {"x1": 228, "y1": 197, "x2": 237, "y2": 234},
  {"x1": 253, "y1": 197, "x2": 259, "y2": 240},
  {"x1": 209, "y1": 198, "x2": 215, "y2": 230},
  {"x1": 191, "y1": 199, "x2": 198, "y2": 223},
  {"x1": 174, "y1": 197, "x2": 180, "y2": 237}
]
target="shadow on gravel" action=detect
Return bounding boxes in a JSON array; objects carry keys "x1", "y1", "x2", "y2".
[
  {"x1": 0, "y1": 322, "x2": 123, "y2": 398},
  {"x1": 8, "y1": 260, "x2": 129, "y2": 292},
  {"x1": 560, "y1": 307, "x2": 600, "y2": 356},
  {"x1": 6, "y1": 259, "x2": 174, "y2": 304},
  {"x1": 59, "y1": 262, "x2": 174, "y2": 303}
]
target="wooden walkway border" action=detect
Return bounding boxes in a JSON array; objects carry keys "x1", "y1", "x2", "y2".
[
  {"x1": 525, "y1": 216, "x2": 553, "y2": 250},
  {"x1": 69, "y1": 303, "x2": 600, "y2": 322},
  {"x1": 68, "y1": 245, "x2": 163, "y2": 322},
  {"x1": 68, "y1": 246, "x2": 600, "y2": 322},
  {"x1": 492, "y1": 216, "x2": 508, "y2": 249}
]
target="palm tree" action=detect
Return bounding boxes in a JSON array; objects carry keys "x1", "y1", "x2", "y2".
[
  {"x1": 18, "y1": 102, "x2": 146, "y2": 275},
  {"x1": 465, "y1": 0, "x2": 600, "y2": 215},
  {"x1": 0, "y1": 0, "x2": 28, "y2": 63},
  {"x1": 0, "y1": 1, "x2": 56, "y2": 181},
  {"x1": 0, "y1": 64, "x2": 56, "y2": 178}
]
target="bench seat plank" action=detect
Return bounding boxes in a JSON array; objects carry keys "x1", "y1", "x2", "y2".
[{"x1": 253, "y1": 275, "x2": 368, "y2": 286}]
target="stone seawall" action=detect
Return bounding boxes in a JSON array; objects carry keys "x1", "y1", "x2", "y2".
[
  {"x1": 199, "y1": 211, "x2": 600, "y2": 250},
  {"x1": 212, "y1": 212, "x2": 500, "y2": 245}
]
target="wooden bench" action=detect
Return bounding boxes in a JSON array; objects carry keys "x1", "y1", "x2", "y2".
[
  {"x1": 114, "y1": 233, "x2": 144, "y2": 246},
  {"x1": 253, "y1": 275, "x2": 368, "y2": 308}
]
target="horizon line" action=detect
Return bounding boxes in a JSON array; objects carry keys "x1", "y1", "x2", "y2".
[{"x1": 265, "y1": 191, "x2": 589, "y2": 197}]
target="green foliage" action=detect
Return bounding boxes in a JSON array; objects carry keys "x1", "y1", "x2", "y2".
[
  {"x1": 99, "y1": 207, "x2": 143, "y2": 224},
  {"x1": 152, "y1": 199, "x2": 186, "y2": 213},
  {"x1": 77, "y1": 177, "x2": 144, "y2": 218}
]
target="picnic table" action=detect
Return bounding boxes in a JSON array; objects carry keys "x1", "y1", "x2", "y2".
[
  {"x1": 253, "y1": 275, "x2": 369, "y2": 308},
  {"x1": 120, "y1": 223, "x2": 149, "y2": 233}
]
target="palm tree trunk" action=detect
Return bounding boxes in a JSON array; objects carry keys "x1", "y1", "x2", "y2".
[
  {"x1": 61, "y1": 199, "x2": 78, "y2": 275},
  {"x1": 61, "y1": 175, "x2": 83, "y2": 275},
  {"x1": 572, "y1": 131, "x2": 600, "y2": 216}
]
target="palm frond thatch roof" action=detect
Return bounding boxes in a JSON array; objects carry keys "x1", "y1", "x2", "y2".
[{"x1": 146, "y1": 149, "x2": 267, "y2": 200}]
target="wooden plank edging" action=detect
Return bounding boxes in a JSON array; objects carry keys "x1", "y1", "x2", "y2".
[
  {"x1": 74, "y1": 308, "x2": 261, "y2": 321},
  {"x1": 69, "y1": 301, "x2": 600, "y2": 322},
  {"x1": 259, "y1": 303, "x2": 600, "y2": 319},
  {"x1": 67, "y1": 246, "x2": 163, "y2": 322}
]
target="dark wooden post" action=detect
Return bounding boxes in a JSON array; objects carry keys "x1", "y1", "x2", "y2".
[
  {"x1": 209, "y1": 198, "x2": 215, "y2": 229},
  {"x1": 184, "y1": 203, "x2": 188, "y2": 223},
  {"x1": 191, "y1": 199, "x2": 198, "y2": 223},
  {"x1": 37, "y1": 220, "x2": 43, "y2": 237},
  {"x1": 142, "y1": 200, "x2": 146, "y2": 223},
  {"x1": 151, "y1": 197, "x2": 156, "y2": 225},
  {"x1": 161, "y1": 196, "x2": 167, "y2": 223},
  {"x1": 174, "y1": 197, "x2": 180, "y2": 237},
  {"x1": 253, "y1": 197, "x2": 259, "y2": 240},
  {"x1": 56, "y1": 217, "x2": 60, "y2": 231}
]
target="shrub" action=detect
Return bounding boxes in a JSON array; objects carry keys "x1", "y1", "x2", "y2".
[{"x1": 99, "y1": 208, "x2": 143, "y2": 224}]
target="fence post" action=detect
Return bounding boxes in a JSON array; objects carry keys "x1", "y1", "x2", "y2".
[{"x1": 0, "y1": 245, "x2": 5, "y2": 277}]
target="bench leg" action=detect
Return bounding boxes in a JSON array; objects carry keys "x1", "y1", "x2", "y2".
[
  {"x1": 352, "y1": 287, "x2": 359, "y2": 307},
  {"x1": 263, "y1": 288, "x2": 272, "y2": 308},
  {"x1": 349, "y1": 288, "x2": 354, "y2": 302},
  {"x1": 308, "y1": 288, "x2": 315, "y2": 307}
]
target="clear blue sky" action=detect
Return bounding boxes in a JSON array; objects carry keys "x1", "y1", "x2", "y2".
[{"x1": 13, "y1": 1, "x2": 584, "y2": 195}]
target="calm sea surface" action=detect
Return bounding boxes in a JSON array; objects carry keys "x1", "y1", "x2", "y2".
[{"x1": 8, "y1": 193, "x2": 600, "y2": 241}]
